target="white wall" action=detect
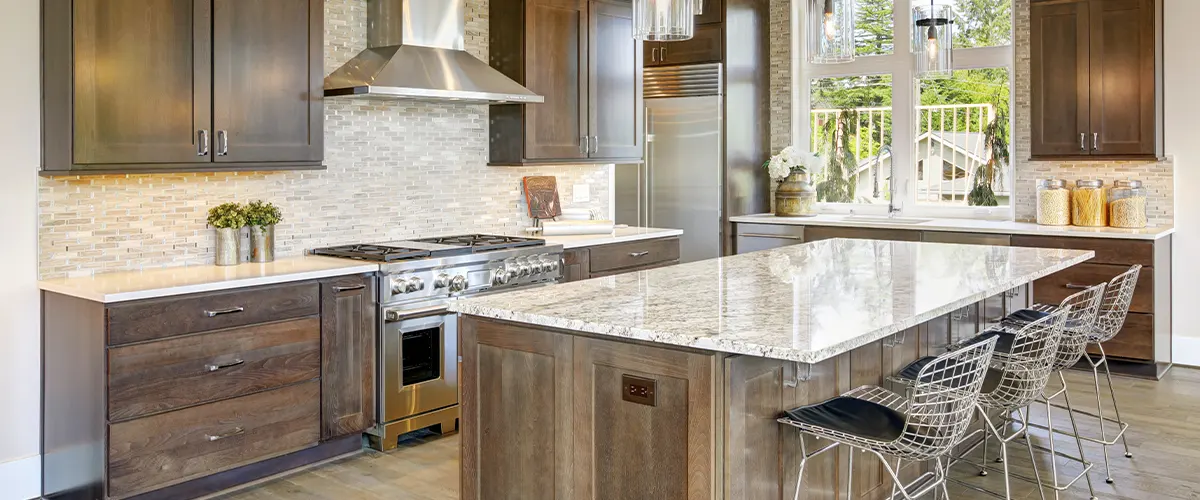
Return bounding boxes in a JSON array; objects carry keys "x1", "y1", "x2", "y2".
[
  {"x1": 1166, "y1": 0, "x2": 1200, "y2": 366},
  {"x1": 0, "y1": 0, "x2": 43, "y2": 498}
]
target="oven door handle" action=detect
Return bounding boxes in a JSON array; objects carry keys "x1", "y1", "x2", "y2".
[{"x1": 384, "y1": 304, "x2": 450, "y2": 323}]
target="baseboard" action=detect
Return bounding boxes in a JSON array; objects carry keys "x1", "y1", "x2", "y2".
[
  {"x1": 1173, "y1": 336, "x2": 1200, "y2": 367},
  {"x1": 0, "y1": 455, "x2": 41, "y2": 500}
]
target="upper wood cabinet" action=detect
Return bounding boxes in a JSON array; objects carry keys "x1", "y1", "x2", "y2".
[
  {"x1": 1029, "y1": 0, "x2": 1161, "y2": 160},
  {"x1": 42, "y1": 0, "x2": 324, "y2": 175},
  {"x1": 489, "y1": 0, "x2": 644, "y2": 165},
  {"x1": 645, "y1": 24, "x2": 724, "y2": 67}
]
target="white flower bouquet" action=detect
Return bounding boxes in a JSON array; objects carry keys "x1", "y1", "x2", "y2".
[{"x1": 764, "y1": 146, "x2": 823, "y2": 181}]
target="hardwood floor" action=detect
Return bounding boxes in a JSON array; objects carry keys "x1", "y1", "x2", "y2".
[{"x1": 215, "y1": 367, "x2": 1200, "y2": 500}]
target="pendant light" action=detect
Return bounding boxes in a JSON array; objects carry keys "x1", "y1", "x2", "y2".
[
  {"x1": 808, "y1": 0, "x2": 854, "y2": 64},
  {"x1": 634, "y1": 0, "x2": 695, "y2": 41},
  {"x1": 914, "y1": 0, "x2": 953, "y2": 78}
]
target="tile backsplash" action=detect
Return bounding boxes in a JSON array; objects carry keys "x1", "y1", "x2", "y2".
[{"x1": 37, "y1": 0, "x2": 611, "y2": 279}]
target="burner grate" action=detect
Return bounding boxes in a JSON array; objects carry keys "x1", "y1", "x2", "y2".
[
  {"x1": 311, "y1": 244, "x2": 431, "y2": 262},
  {"x1": 413, "y1": 234, "x2": 545, "y2": 253}
]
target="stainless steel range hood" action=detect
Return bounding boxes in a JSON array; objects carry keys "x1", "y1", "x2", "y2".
[{"x1": 324, "y1": 0, "x2": 544, "y2": 104}]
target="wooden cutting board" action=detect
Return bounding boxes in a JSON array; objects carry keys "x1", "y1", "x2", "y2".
[{"x1": 523, "y1": 176, "x2": 562, "y2": 219}]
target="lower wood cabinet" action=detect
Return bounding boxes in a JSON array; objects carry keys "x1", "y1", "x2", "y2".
[
  {"x1": 560, "y1": 236, "x2": 681, "y2": 282},
  {"x1": 320, "y1": 274, "x2": 377, "y2": 440}
]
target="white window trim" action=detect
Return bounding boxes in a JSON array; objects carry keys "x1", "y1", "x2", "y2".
[{"x1": 790, "y1": 0, "x2": 1016, "y2": 220}]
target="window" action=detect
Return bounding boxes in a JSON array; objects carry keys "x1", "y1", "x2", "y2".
[{"x1": 793, "y1": 0, "x2": 1014, "y2": 216}]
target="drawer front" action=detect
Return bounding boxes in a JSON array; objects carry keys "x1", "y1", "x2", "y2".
[
  {"x1": 1087, "y1": 312, "x2": 1154, "y2": 361},
  {"x1": 588, "y1": 237, "x2": 681, "y2": 273},
  {"x1": 804, "y1": 226, "x2": 922, "y2": 242},
  {"x1": 1032, "y1": 263, "x2": 1154, "y2": 314},
  {"x1": 108, "y1": 381, "x2": 320, "y2": 498},
  {"x1": 107, "y1": 282, "x2": 320, "y2": 345},
  {"x1": 735, "y1": 222, "x2": 805, "y2": 238},
  {"x1": 1011, "y1": 235, "x2": 1154, "y2": 266},
  {"x1": 922, "y1": 231, "x2": 1011, "y2": 246},
  {"x1": 590, "y1": 259, "x2": 680, "y2": 278},
  {"x1": 108, "y1": 317, "x2": 321, "y2": 421}
]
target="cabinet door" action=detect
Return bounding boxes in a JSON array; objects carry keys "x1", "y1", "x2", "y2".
[
  {"x1": 646, "y1": 24, "x2": 723, "y2": 67},
  {"x1": 1030, "y1": 0, "x2": 1091, "y2": 157},
  {"x1": 1088, "y1": 0, "x2": 1156, "y2": 156},
  {"x1": 460, "y1": 318, "x2": 574, "y2": 500},
  {"x1": 71, "y1": 0, "x2": 212, "y2": 165},
  {"x1": 320, "y1": 275, "x2": 377, "y2": 440},
  {"x1": 695, "y1": 0, "x2": 723, "y2": 25},
  {"x1": 573, "y1": 337, "x2": 714, "y2": 500},
  {"x1": 526, "y1": 0, "x2": 590, "y2": 160},
  {"x1": 213, "y1": 0, "x2": 323, "y2": 163},
  {"x1": 562, "y1": 248, "x2": 590, "y2": 282},
  {"x1": 589, "y1": 0, "x2": 644, "y2": 160}
]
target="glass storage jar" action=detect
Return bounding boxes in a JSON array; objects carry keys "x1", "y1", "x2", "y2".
[
  {"x1": 1072, "y1": 179, "x2": 1107, "y2": 227},
  {"x1": 1108, "y1": 179, "x2": 1147, "y2": 228},
  {"x1": 1036, "y1": 179, "x2": 1071, "y2": 226}
]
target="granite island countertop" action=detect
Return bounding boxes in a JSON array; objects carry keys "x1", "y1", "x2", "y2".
[{"x1": 450, "y1": 239, "x2": 1094, "y2": 363}]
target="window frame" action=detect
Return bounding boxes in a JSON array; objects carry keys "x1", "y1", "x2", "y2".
[{"x1": 790, "y1": 0, "x2": 1015, "y2": 219}]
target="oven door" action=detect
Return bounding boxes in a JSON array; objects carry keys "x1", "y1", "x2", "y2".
[{"x1": 380, "y1": 305, "x2": 458, "y2": 423}]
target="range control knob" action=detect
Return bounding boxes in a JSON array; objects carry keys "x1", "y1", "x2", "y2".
[
  {"x1": 449, "y1": 275, "x2": 468, "y2": 293},
  {"x1": 518, "y1": 261, "x2": 532, "y2": 277},
  {"x1": 390, "y1": 277, "x2": 408, "y2": 294},
  {"x1": 433, "y1": 273, "x2": 451, "y2": 289},
  {"x1": 544, "y1": 256, "x2": 560, "y2": 273},
  {"x1": 406, "y1": 276, "x2": 424, "y2": 293},
  {"x1": 492, "y1": 267, "x2": 510, "y2": 286}
]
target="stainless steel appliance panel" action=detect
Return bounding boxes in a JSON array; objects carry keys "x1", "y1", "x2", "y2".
[
  {"x1": 380, "y1": 306, "x2": 459, "y2": 422},
  {"x1": 646, "y1": 95, "x2": 723, "y2": 263}
]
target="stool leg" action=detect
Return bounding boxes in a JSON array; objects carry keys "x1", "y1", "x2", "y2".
[
  {"x1": 1043, "y1": 393, "x2": 1062, "y2": 500},
  {"x1": 1060, "y1": 372, "x2": 1098, "y2": 500},
  {"x1": 847, "y1": 448, "x2": 855, "y2": 497},
  {"x1": 1022, "y1": 405, "x2": 1048, "y2": 500},
  {"x1": 980, "y1": 410, "x2": 1012, "y2": 499},
  {"x1": 792, "y1": 437, "x2": 810, "y2": 500},
  {"x1": 1098, "y1": 344, "x2": 1133, "y2": 459},
  {"x1": 937, "y1": 457, "x2": 952, "y2": 500},
  {"x1": 1089, "y1": 358, "x2": 1115, "y2": 484}
]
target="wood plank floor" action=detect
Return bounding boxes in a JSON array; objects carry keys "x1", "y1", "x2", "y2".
[{"x1": 214, "y1": 367, "x2": 1200, "y2": 500}]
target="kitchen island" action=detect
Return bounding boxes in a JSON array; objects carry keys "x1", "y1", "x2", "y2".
[{"x1": 449, "y1": 239, "x2": 1093, "y2": 500}]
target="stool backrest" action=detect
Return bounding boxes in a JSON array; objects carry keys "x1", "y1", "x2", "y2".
[
  {"x1": 1051, "y1": 283, "x2": 1107, "y2": 372},
  {"x1": 1093, "y1": 265, "x2": 1142, "y2": 343},
  {"x1": 986, "y1": 306, "x2": 1068, "y2": 410},
  {"x1": 899, "y1": 337, "x2": 997, "y2": 459}
]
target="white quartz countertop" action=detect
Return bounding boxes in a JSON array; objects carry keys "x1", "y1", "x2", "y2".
[
  {"x1": 730, "y1": 213, "x2": 1175, "y2": 240},
  {"x1": 537, "y1": 226, "x2": 682, "y2": 249},
  {"x1": 39, "y1": 256, "x2": 379, "y2": 303},
  {"x1": 451, "y1": 239, "x2": 1094, "y2": 363}
]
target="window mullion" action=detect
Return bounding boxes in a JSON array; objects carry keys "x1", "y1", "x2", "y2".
[{"x1": 892, "y1": 0, "x2": 915, "y2": 211}]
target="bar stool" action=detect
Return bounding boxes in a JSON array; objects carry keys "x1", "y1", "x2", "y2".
[
  {"x1": 994, "y1": 283, "x2": 1108, "y2": 500},
  {"x1": 894, "y1": 306, "x2": 1069, "y2": 500},
  {"x1": 777, "y1": 338, "x2": 998, "y2": 500}
]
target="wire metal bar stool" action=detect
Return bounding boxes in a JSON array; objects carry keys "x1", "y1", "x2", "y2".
[{"x1": 778, "y1": 338, "x2": 998, "y2": 500}]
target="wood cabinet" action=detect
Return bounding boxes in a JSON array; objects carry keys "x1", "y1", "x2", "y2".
[
  {"x1": 43, "y1": 273, "x2": 375, "y2": 499},
  {"x1": 42, "y1": 0, "x2": 324, "y2": 175},
  {"x1": 1029, "y1": 0, "x2": 1161, "y2": 160},
  {"x1": 320, "y1": 275, "x2": 378, "y2": 440},
  {"x1": 803, "y1": 226, "x2": 923, "y2": 243},
  {"x1": 489, "y1": 0, "x2": 643, "y2": 165},
  {"x1": 645, "y1": 24, "x2": 724, "y2": 67},
  {"x1": 558, "y1": 237, "x2": 681, "y2": 282}
]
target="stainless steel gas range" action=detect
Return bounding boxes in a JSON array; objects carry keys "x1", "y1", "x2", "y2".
[{"x1": 312, "y1": 234, "x2": 562, "y2": 451}]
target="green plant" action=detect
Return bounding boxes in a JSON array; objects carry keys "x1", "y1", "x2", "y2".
[
  {"x1": 207, "y1": 202, "x2": 247, "y2": 229},
  {"x1": 244, "y1": 200, "x2": 283, "y2": 228},
  {"x1": 967, "y1": 106, "x2": 1009, "y2": 207},
  {"x1": 815, "y1": 110, "x2": 859, "y2": 203}
]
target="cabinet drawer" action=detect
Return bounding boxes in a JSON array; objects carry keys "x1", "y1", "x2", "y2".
[
  {"x1": 1011, "y1": 235, "x2": 1153, "y2": 266},
  {"x1": 107, "y1": 282, "x2": 320, "y2": 345},
  {"x1": 588, "y1": 238, "x2": 681, "y2": 273},
  {"x1": 804, "y1": 226, "x2": 922, "y2": 242},
  {"x1": 108, "y1": 317, "x2": 321, "y2": 422},
  {"x1": 1032, "y1": 263, "x2": 1154, "y2": 314},
  {"x1": 107, "y1": 381, "x2": 320, "y2": 499},
  {"x1": 590, "y1": 259, "x2": 680, "y2": 278},
  {"x1": 1087, "y1": 312, "x2": 1154, "y2": 361}
]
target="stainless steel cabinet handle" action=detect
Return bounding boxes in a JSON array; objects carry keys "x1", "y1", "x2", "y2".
[
  {"x1": 660, "y1": 47, "x2": 667, "y2": 60},
  {"x1": 198, "y1": 130, "x2": 210, "y2": 156},
  {"x1": 883, "y1": 331, "x2": 906, "y2": 348},
  {"x1": 204, "y1": 306, "x2": 245, "y2": 317},
  {"x1": 205, "y1": 427, "x2": 245, "y2": 442},
  {"x1": 1064, "y1": 283, "x2": 1090, "y2": 290},
  {"x1": 333, "y1": 284, "x2": 367, "y2": 292},
  {"x1": 651, "y1": 47, "x2": 658, "y2": 63},
  {"x1": 204, "y1": 359, "x2": 245, "y2": 372},
  {"x1": 217, "y1": 130, "x2": 229, "y2": 156},
  {"x1": 739, "y1": 233, "x2": 804, "y2": 240},
  {"x1": 590, "y1": 136, "x2": 599, "y2": 154},
  {"x1": 1080, "y1": 132, "x2": 1086, "y2": 152},
  {"x1": 1093, "y1": 132, "x2": 1099, "y2": 151},
  {"x1": 629, "y1": 251, "x2": 650, "y2": 257},
  {"x1": 580, "y1": 136, "x2": 587, "y2": 155}
]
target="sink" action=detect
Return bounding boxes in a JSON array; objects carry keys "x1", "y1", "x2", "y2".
[{"x1": 840, "y1": 215, "x2": 934, "y2": 225}]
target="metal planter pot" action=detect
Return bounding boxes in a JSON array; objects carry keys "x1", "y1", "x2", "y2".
[
  {"x1": 214, "y1": 227, "x2": 242, "y2": 266},
  {"x1": 250, "y1": 225, "x2": 276, "y2": 263}
]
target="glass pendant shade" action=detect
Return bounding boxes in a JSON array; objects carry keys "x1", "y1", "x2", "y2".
[
  {"x1": 634, "y1": 0, "x2": 695, "y2": 41},
  {"x1": 913, "y1": 2, "x2": 953, "y2": 78},
  {"x1": 807, "y1": 0, "x2": 855, "y2": 64}
]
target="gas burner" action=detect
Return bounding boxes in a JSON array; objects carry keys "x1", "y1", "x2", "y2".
[
  {"x1": 311, "y1": 244, "x2": 431, "y2": 262},
  {"x1": 412, "y1": 234, "x2": 545, "y2": 253}
]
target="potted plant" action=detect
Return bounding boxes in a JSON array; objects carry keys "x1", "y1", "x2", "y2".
[
  {"x1": 244, "y1": 200, "x2": 283, "y2": 263},
  {"x1": 207, "y1": 202, "x2": 247, "y2": 266},
  {"x1": 764, "y1": 145, "x2": 823, "y2": 217}
]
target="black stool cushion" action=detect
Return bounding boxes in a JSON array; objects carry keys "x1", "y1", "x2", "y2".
[
  {"x1": 784, "y1": 396, "x2": 906, "y2": 442},
  {"x1": 897, "y1": 356, "x2": 1003, "y2": 393},
  {"x1": 1008, "y1": 308, "x2": 1050, "y2": 323},
  {"x1": 964, "y1": 330, "x2": 1016, "y2": 354}
]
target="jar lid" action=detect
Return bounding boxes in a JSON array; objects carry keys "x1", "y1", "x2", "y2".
[
  {"x1": 1076, "y1": 179, "x2": 1104, "y2": 188},
  {"x1": 1113, "y1": 179, "x2": 1143, "y2": 189},
  {"x1": 1040, "y1": 179, "x2": 1067, "y2": 189}
]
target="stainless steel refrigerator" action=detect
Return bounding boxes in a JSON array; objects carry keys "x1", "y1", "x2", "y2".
[{"x1": 616, "y1": 64, "x2": 724, "y2": 263}]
